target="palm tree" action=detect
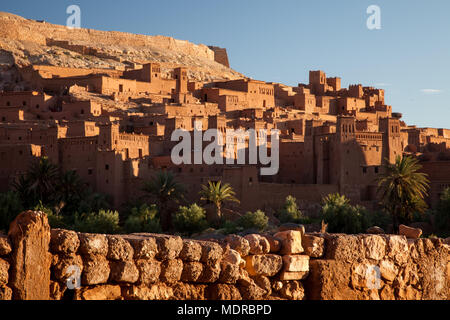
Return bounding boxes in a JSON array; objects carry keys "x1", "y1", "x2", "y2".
[
  {"x1": 13, "y1": 157, "x2": 59, "y2": 206},
  {"x1": 12, "y1": 174, "x2": 33, "y2": 207},
  {"x1": 0, "y1": 191, "x2": 24, "y2": 232},
  {"x1": 199, "y1": 181, "x2": 240, "y2": 223},
  {"x1": 55, "y1": 170, "x2": 87, "y2": 214},
  {"x1": 142, "y1": 170, "x2": 185, "y2": 231},
  {"x1": 376, "y1": 155, "x2": 429, "y2": 233}
]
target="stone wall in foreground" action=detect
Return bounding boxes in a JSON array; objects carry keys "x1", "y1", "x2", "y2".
[{"x1": 0, "y1": 211, "x2": 449, "y2": 300}]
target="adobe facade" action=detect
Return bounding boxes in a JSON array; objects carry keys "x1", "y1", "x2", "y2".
[{"x1": 0, "y1": 63, "x2": 449, "y2": 211}]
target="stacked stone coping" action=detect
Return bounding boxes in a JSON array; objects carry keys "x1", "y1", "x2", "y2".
[
  {"x1": 47, "y1": 229, "x2": 317, "y2": 300},
  {"x1": 1, "y1": 211, "x2": 449, "y2": 300},
  {"x1": 307, "y1": 233, "x2": 450, "y2": 300}
]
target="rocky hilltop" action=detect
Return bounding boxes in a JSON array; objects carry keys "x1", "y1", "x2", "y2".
[{"x1": 0, "y1": 12, "x2": 242, "y2": 87}]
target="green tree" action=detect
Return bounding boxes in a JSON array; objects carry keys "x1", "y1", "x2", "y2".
[
  {"x1": 73, "y1": 210, "x2": 121, "y2": 234},
  {"x1": 236, "y1": 210, "x2": 269, "y2": 232},
  {"x1": 199, "y1": 181, "x2": 240, "y2": 223},
  {"x1": 77, "y1": 190, "x2": 111, "y2": 214},
  {"x1": 435, "y1": 187, "x2": 450, "y2": 237},
  {"x1": 142, "y1": 170, "x2": 185, "y2": 231},
  {"x1": 11, "y1": 174, "x2": 33, "y2": 208},
  {"x1": 34, "y1": 201, "x2": 67, "y2": 229},
  {"x1": 173, "y1": 203, "x2": 208, "y2": 235},
  {"x1": 377, "y1": 156, "x2": 430, "y2": 233},
  {"x1": 55, "y1": 170, "x2": 87, "y2": 213},
  {"x1": 278, "y1": 195, "x2": 305, "y2": 223},
  {"x1": 124, "y1": 204, "x2": 161, "y2": 234},
  {"x1": 26, "y1": 157, "x2": 59, "y2": 205},
  {"x1": 321, "y1": 193, "x2": 371, "y2": 234},
  {"x1": 0, "y1": 191, "x2": 24, "y2": 232}
]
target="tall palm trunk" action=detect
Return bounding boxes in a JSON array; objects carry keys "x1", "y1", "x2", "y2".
[
  {"x1": 215, "y1": 202, "x2": 222, "y2": 220},
  {"x1": 392, "y1": 207, "x2": 400, "y2": 234},
  {"x1": 159, "y1": 201, "x2": 172, "y2": 232}
]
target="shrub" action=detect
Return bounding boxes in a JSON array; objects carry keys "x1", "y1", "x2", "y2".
[
  {"x1": 435, "y1": 188, "x2": 450, "y2": 237},
  {"x1": 77, "y1": 192, "x2": 111, "y2": 215},
  {"x1": 73, "y1": 210, "x2": 121, "y2": 234},
  {"x1": 0, "y1": 191, "x2": 24, "y2": 232},
  {"x1": 368, "y1": 210, "x2": 392, "y2": 231},
  {"x1": 222, "y1": 220, "x2": 239, "y2": 234},
  {"x1": 277, "y1": 195, "x2": 308, "y2": 224},
  {"x1": 173, "y1": 204, "x2": 208, "y2": 235},
  {"x1": 235, "y1": 210, "x2": 269, "y2": 232},
  {"x1": 34, "y1": 201, "x2": 68, "y2": 229},
  {"x1": 124, "y1": 204, "x2": 161, "y2": 234},
  {"x1": 321, "y1": 193, "x2": 371, "y2": 234}
]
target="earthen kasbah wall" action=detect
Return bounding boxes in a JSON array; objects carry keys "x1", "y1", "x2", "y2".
[
  {"x1": 0, "y1": 14, "x2": 214, "y2": 61},
  {"x1": 0, "y1": 211, "x2": 449, "y2": 300},
  {"x1": 208, "y1": 46, "x2": 230, "y2": 68}
]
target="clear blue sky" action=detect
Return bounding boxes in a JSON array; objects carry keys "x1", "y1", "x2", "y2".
[{"x1": 1, "y1": 0, "x2": 449, "y2": 129}]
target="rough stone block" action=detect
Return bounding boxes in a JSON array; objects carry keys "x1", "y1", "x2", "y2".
[
  {"x1": 263, "y1": 234, "x2": 281, "y2": 253},
  {"x1": 122, "y1": 235, "x2": 157, "y2": 259},
  {"x1": 385, "y1": 235, "x2": 409, "y2": 265},
  {"x1": 399, "y1": 224, "x2": 422, "y2": 240},
  {"x1": 199, "y1": 241, "x2": 223, "y2": 265},
  {"x1": 50, "y1": 229, "x2": 80, "y2": 255},
  {"x1": 245, "y1": 254, "x2": 283, "y2": 277},
  {"x1": 207, "y1": 284, "x2": 242, "y2": 300},
  {"x1": 238, "y1": 280, "x2": 267, "y2": 300},
  {"x1": 76, "y1": 285, "x2": 122, "y2": 300},
  {"x1": 136, "y1": 259, "x2": 161, "y2": 285},
  {"x1": 160, "y1": 259, "x2": 183, "y2": 283},
  {"x1": 180, "y1": 240, "x2": 202, "y2": 262},
  {"x1": 305, "y1": 259, "x2": 356, "y2": 300},
  {"x1": 302, "y1": 234, "x2": 325, "y2": 258},
  {"x1": 351, "y1": 262, "x2": 378, "y2": 289},
  {"x1": 380, "y1": 285, "x2": 395, "y2": 300},
  {"x1": 132, "y1": 234, "x2": 183, "y2": 260},
  {"x1": 53, "y1": 254, "x2": 84, "y2": 284},
  {"x1": 282, "y1": 255, "x2": 309, "y2": 272},
  {"x1": 82, "y1": 255, "x2": 110, "y2": 285},
  {"x1": 0, "y1": 234, "x2": 12, "y2": 256},
  {"x1": 8, "y1": 211, "x2": 51, "y2": 300},
  {"x1": 155, "y1": 234, "x2": 183, "y2": 260},
  {"x1": 367, "y1": 226, "x2": 385, "y2": 235},
  {"x1": 0, "y1": 258, "x2": 9, "y2": 284},
  {"x1": 49, "y1": 281, "x2": 63, "y2": 300},
  {"x1": 219, "y1": 263, "x2": 240, "y2": 284},
  {"x1": 0, "y1": 285, "x2": 12, "y2": 300},
  {"x1": 324, "y1": 234, "x2": 364, "y2": 262},
  {"x1": 278, "y1": 280, "x2": 305, "y2": 300},
  {"x1": 278, "y1": 223, "x2": 305, "y2": 235},
  {"x1": 224, "y1": 234, "x2": 250, "y2": 257},
  {"x1": 379, "y1": 260, "x2": 398, "y2": 282},
  {"x1": 110, "y1": 260, "x2": 139, "y2": 283},
  {"x1": 78, "y1": 233, "x2": 108, "y2": 256},
  {"x1": 181, "y1": 261, "x2": 203, "y2": 282},
  {"x1": 122, "y1": 284, "x2": 173, "y2": 300},
  {"x1": 363, "y1": 235, "x2": 386, "y2": 261},
  {"x1": 278, "y1": 271, "x2": 308, "y2": 281},
  {"x1": 172, "y1": 283, "x2": 206, "y2": 300},
  {"x1": 251, "y1": 275, "x2": 271, "y2": 296},
  {"x1": 199, "y1": 263, "x2": 221, "y2": 283},
  {"x1": 107, "y1": 235, "x2": 134, "y2": 261},
  {"x1": 274, "y1": 230, "x2": 304, "y2": 255},
  {"x1": 221, "y1": 248, "x2": 244, "y2": 267},
  {"x1": 244, "y1": 234, "x2": 270, "y2": 255}
]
